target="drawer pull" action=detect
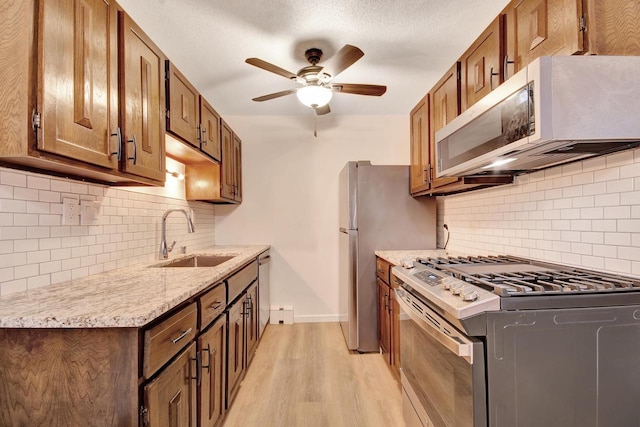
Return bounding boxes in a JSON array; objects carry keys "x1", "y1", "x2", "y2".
[
  {"x1": 209, "y1": 301, "x2": 223, "y2": 310},
  {"x1": 170, "y1": 328, "x2": 192, "y2": 344}
]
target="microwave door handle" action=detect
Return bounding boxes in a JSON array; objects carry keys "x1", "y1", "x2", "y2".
[{"x1": 395, "y1": 288, "x2": 473, "y2": 364}]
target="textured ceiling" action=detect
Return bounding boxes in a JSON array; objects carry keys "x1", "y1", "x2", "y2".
[{"x1": 117, "y1": 0, "x2": 510, "y2": 116}]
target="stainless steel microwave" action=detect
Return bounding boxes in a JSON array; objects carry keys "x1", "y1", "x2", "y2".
[{"x1": 435, "y1": 56, "x2": 640, "y2": 177}]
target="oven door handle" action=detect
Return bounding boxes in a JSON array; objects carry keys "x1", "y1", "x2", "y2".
[{"x1": 395, "y1": 288, "x2": 474, "y2": 364}]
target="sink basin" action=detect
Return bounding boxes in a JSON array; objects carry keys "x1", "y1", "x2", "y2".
[{"x1": 156, "y1": 255, "x2": 235, "y2": 268}]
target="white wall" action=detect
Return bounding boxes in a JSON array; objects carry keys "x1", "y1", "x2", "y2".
[
  {"x1": 438, "y1": 148, "x2": 640, "y2": 276},
  {"x1": 215, "y1": 115, "x2": 409, "y2": 322}
]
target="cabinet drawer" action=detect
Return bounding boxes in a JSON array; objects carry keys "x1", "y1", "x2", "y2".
[
  {"x1": 228, "y1": 260, "x2": 258, "y2": 303},
  {"x1": 199, "y1": 282, "x2": 226, "y2": 329},
  {"x1": 143, "y1": 302, "x2": 197, "y2": 378},
  {"x1": 376, "y1": 258, "x2": 391, "y2": 284}
]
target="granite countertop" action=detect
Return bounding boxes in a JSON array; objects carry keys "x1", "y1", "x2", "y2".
[
  {"x1": 375, "y1": 249, "x2": 450, "y2": 266},
  {"x1": 0, "y1": 245, "x2": 269, "y2": 329}
]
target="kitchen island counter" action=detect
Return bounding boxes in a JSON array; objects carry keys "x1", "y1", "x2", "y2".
[{"x1": 0, "y1": 245, "x2": 269, "y2": 328}]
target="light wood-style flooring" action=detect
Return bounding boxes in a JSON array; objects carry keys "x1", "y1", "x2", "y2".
[{"x1": 222, "y1": 322, "x2": 404, "y2": 427}]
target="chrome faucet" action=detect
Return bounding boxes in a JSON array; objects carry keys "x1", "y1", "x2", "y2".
[{"x1": 160, "y1": 209, "x2": 195, "y2": 259}]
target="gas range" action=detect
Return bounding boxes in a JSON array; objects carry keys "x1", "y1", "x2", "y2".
[{"x1": 392, "y1": 255, "x2": 640, "y2": 320}]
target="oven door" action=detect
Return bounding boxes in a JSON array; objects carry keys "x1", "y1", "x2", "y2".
[{"x1": 396, "y1": 287, "x2": 487, "y2": 427}]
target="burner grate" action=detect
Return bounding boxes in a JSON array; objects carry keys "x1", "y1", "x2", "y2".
[{"x1": 417, "y1": 255, "x2": 640, "y2": 297}]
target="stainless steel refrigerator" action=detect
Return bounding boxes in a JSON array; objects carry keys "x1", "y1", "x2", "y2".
[{"x1": 339, "y1": 161, "x2": 436, "y2": 352}]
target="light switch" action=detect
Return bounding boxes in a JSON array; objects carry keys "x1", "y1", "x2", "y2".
[{"x1": 80, "y1": 201, "x2": 99, "y2": 225}]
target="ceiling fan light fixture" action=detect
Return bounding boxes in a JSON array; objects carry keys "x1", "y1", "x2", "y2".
[{"x1": 296, "y1": 85, "x2": 333, "y2": 108}]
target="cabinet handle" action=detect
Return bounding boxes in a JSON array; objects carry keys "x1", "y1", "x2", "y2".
[
  {"x1": 201, "y1": 344, "x2": 211, "y2": 374},
  {"x1": 503, "y1": 55, "x2": 515, "y2": 81},
  {"x1": 190, "y1": 352, "x2": 201, "y2": 386},
  {"x1": 201, "y1": 127, "x2": 207, "y2": 145},
  {"x1": 422, "y1": 168, "x2": 428, "y2": 184},
  {"x1": 110, "y1": 128, "x2": 122, "y2": 161},
  {"x1": 377, "y1": 268, "x2": 384, "y2": 274},
  {"x1": 489, "y1": 67, "x2": 499, "y2": 91},
  {"x1": 209, "y1": 301, "x2": 223, "y2": 311},
  {"x1": 170, "y1": 328, "x2": 192, "y2": 344},
  {"x1": 127, "y1": 134, "x2": 137, "y2": 165}
]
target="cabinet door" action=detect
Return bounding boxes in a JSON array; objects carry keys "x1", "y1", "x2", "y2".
[
  {"x1": 226, "y1": 296, "x2": 245, "y2": 407},
  {"x1": 220, "y1": 122, "x2": 235, "y2": 200},
  {"x1": 144, "y1": 343, "x2": 197, "y2": 427},
  {"x1": 119, "y1": 12, "x2": 166, "y2": 182},
  {"x1": 245, "y1": 282, "x2": 258, "y2": 364},
  {"x1": 512, "y1": 0, "x2": 583, "y2": 68},
  {"x1": 584, "y1": 0, "x2": 640, "y2": 55},
  {"x1": 232, "y1": 135, "x2": 242, "y2": 202},
  {"x1": 199, "y1": 316, "x2": 226, "y2": 427},
  {"x1": 461, "y1": 16, "x2": 504, "y2": 111},
  {"x1": 429, "y1": 63, "x2": 462, "y2": 190},
  {"x1": 409, "y1": 95, "x2": 430, "y2": 195},
  {"x1": 199, "y1": 97, "x2": 221, "y2": 161},
  {"x1": 38, "y1": 0, "x2": 118, "y2": 169},
  {"x1": 166, "y1": 62, "x2": 199, "y2": 148},
  {"x1": 377, "y1": 278, "x2": 391, "y2": 360}
]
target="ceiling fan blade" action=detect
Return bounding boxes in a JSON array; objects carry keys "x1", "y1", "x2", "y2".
[
  {"x1": 318, "y1": 45, "x2": 364, "y2": 79},
  {"x1": 332, "y1": 83, "x2": 387, "y2": 96},
  {"x1": 245, "y1": 58, "x2": 297, "y2": 80},
  {"x1": 315, "y1": 105, "x2": 331, "y2": 115},
  {"x1": 252, "y1": 89, "x2": 297, "y2": 102}
]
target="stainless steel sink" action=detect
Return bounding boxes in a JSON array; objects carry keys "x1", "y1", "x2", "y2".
[{"x1": 156, "y1": 255, "x2": 235, "y2": 268}]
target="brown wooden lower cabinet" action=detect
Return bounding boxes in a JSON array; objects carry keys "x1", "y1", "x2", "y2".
[
  {"x1": 377, "y1": 277, "x2": 391, "y2": 358},
  {"x1": 144, "y1": 343, "x2": 198, "y2": 427},
  {"x1": 376, "y1": 257, "x2": 401, "y2": 378},
  {"x1": 226, "y1": 294, "x2": 246, "y2": 407},
  {"x1": 0, "y1": 257, "x2": 263, "y2": 427},
  {"x1": 199, "y1": 316, "x2": 226, "y2": 427},
  {"x1": 245, "y1": 282, "x2": 259, "y2": 365}
]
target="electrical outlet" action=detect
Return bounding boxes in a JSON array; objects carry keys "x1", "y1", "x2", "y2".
[{"x1": 62, "y1": 198, "x2": 79, "y2": 225}]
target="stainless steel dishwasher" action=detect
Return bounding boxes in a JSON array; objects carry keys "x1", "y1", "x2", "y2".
[{"x1": 258, "y1": 251, "x2": 271, "y2": 338}]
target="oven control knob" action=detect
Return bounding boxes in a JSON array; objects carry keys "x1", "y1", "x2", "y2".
[
  {"x1": 451, "y1": 283, "x2": 464, "y2": 295},
  {"x1": 441, "y1": 280, "x2": 452, "y2": 290},
  {"x1": 461, "y1": 288, "x2": 479, "y2": 302}
]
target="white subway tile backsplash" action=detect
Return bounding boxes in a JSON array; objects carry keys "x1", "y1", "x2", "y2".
[
  {"x1": 606, "y1": 178, "x2": 634, "y2": 193},
  {"x1": 604, "y1": 206, "x2": 630, "y2": 219},
  {"x1": 604, "y1": 258, "x2": 631, "y2": 274},
  {"x1": 618, "y1": 219, "x2": 640, "y2": 233},
  {"x1": 606, "y1": 151, "x2": 634, "y2": 168},
  {"x1": 441, "y1": 150, "x2": 640, "y2": 277},
  {"x1": 1, "y1": 171, "x2": 27, "y2": 187},
  {"x1": 0, "y1": 166, "x2": 216, "y2": 294},
  {"x1": 621, "y1": 191, "x2": 640, "y2": 206}
]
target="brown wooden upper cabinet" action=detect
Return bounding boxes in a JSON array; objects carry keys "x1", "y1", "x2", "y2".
[
  {"x1": 0, "y1": 0, "x2": 165, "y2": 185},
  {"x1": 429, "y1": 63, "x2": 462, "y2": 191},
  {"x1": 409, "y1": 94, "x2": 430, "y2": 195},
  {"x1": 166, "y1": 62, "x2": 222, "y2": 163},
  {"x1": 185, "y1": 121, "x2": 242, "y2": 204},
  {"x1": 199, "y1": 98, "x2": 222, "y2": 162},
  {"x1": 166, "y1": 62, "x2": 200, "y2": 148},
  {"x1": 119, "y1": 12, "x2": 167, "y2": 183},
  {"x1": 460, "y1": 16, "x2": 505, "y2": 112},
  {"x1": 220, "y1": 122, "x2": 242, "y2": 203},
  {"x1": 505, "y1": 0, "x2": 583, "y2": 73}
]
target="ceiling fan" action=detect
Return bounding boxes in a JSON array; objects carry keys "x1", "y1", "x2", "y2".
[{"x1": 246, "y1": 44, "x2": 387, "y2": 115}]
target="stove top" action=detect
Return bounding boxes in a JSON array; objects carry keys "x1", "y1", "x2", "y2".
[
  {"x1": 418, "y1": 255, "x2": 640, "y2": 296},
  {"x1": 392, "y1": 255, "x2": 640, "y2": 320}
]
